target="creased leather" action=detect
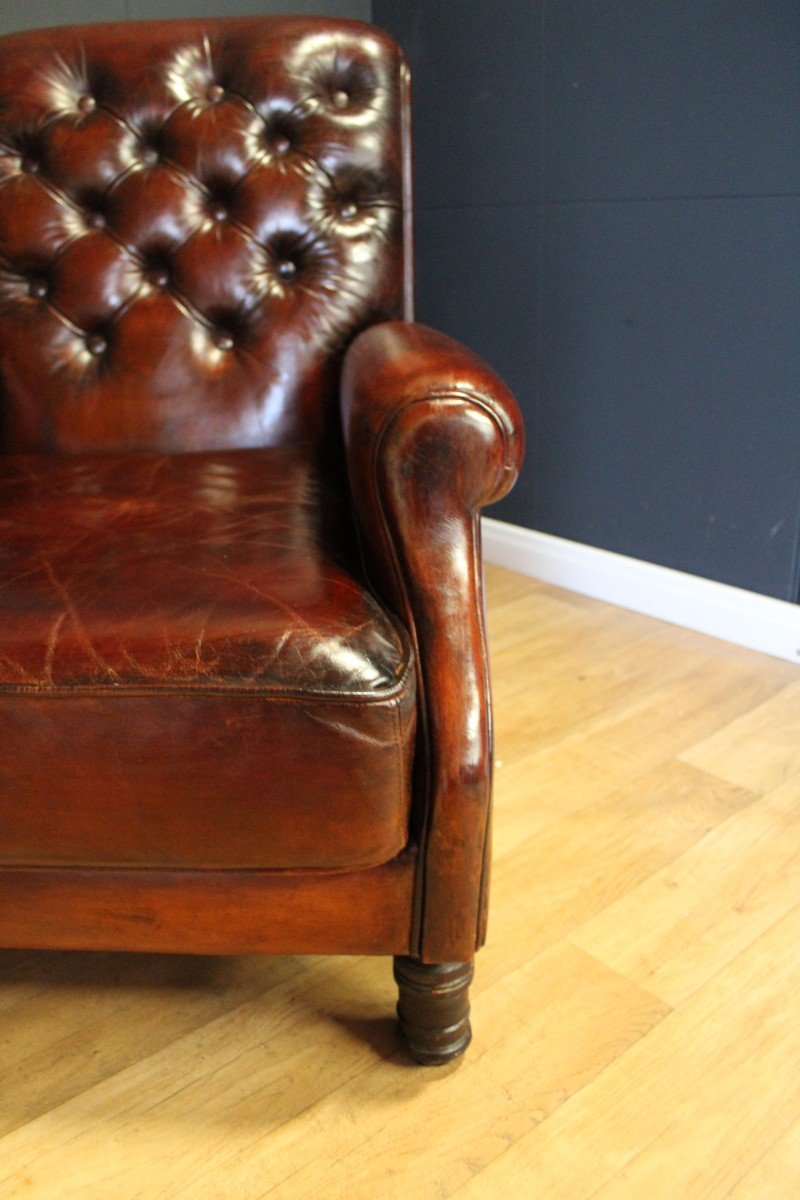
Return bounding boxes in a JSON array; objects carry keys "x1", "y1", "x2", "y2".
[
  {"x1": 0, "y1": 447, "x2": 411, "y2": 694},
  {"x1": 0, "y1": 445, "x2": 416, "y2": 870}
]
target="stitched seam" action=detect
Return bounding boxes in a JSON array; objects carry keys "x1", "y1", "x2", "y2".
[
  {"x1": 0, "y1": 849, "x2": 417, "y2": 878},
  {"x1": 369, "y1": 404, "x2": 427, "y2": 956},
  {"x1": 392, "y1": 691, "x2": 408, "y2": 853},
  {"x1": 0, "y1": 656, "x2": 416, "y2": 704},
  {"x1": 470, "y1": 512, "x2": 494, "y2": 950},
  {"x1": 378, "y1": 389, "x2": 513, "y2": 487}
]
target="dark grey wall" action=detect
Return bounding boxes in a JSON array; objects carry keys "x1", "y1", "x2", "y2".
[
  {"x1": 372, "y1": 1, "x2": 800, "y2": 601},
  {"x1": 1, "y1": 0, "x2": 371, "y2": 36}
]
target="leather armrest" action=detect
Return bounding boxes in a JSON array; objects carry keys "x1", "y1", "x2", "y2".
[
  {"x1": 342, "y1": 321, "x2": 523, "y2": 513},
  {"x1": 341, "y1": 320, "x2": 524, "y2": 961}
]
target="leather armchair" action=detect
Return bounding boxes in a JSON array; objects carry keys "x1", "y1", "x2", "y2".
[{"x1": 0, "y1": 16, "x2": 523, "y2": 1064}]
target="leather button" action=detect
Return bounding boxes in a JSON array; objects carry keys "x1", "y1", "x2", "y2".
[
  {"x1": 339, "y1": 202, "x2": 358, "y2": 220},
  {"x1": 214, "y1": 332, "x2": 234, "y2": 351},
  {"x1": 86, "y1": 212, "x2": 106, "y2": 230},
  {"x1": 86, "y1": 334, "x2": 107, "y2": 356},
  {"x1": 272, "y1": 135, "x2": 291, "y2": 155},
  {"x1": 28, "y1": 278, "x2": 48, "y2": 299},
  {"x1": 209, "y1": 202, "x2": 228, "y2": 222},
  {"x1": 331, "y1": 89, "x2": 349, "y2": 109},
  {"x1": 141, "y1": 147, "x2": 159, "y2": 166},
  {"x1": 77, "y1": 94, "x2": 96, "y2": 115},
  {"x1": 146, "y1": 268, "x2": 169, "y2": 288},
  {"x1": 20, "y1": 156, "x2": 38, "y2": 174},
  {"x1": 206, "y1": 84, "x2": 225, "y2": 103},
  {"x1": 277, "y1": 260, "x2": 298, "y2": 281}
]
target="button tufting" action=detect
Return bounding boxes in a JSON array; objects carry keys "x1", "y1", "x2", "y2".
[
  {"x1": 0, "y1": 21, "x2": 403, "y2": 458},
  {"x1": 145, "y1": 267, "x2": 169, "y2": 288}
]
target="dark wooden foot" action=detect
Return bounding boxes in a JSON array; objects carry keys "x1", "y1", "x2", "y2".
[{"x1": 393, "y1": 956, "x2": 473, "y2": 1065}]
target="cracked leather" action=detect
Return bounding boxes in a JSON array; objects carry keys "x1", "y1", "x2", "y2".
[
  {"x1": 0, "y1": 447, "x2": 411, "y2": 694},
  {"x1": 0, "y1": 446, "x2": 416, "y2": 869}
]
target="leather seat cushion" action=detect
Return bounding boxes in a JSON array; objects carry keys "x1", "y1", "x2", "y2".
[{"x1": 0, "y1": 448, "x2": 416, "y2": 869}]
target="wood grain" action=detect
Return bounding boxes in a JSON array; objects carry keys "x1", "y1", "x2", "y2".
[
  {"x1": 679, "y1": 679, "x2": 800, "y2": 793},
  {"x1": 455, "y1": 903, "x2": 800, "y2": 1200},
  {"x1": 570, "y1": 774, "x2": 800, "y2": 1005},
  {"x1": 0, "y1": 853, "x2": 416, "y2": 957},
  {"x1": 727, "y1": 1119, "x2": 800, "y2": 1199}
]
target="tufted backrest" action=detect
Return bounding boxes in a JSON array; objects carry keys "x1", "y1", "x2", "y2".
[{"x1": 0, "y1": 17, "x2": 410, "y2": 454}]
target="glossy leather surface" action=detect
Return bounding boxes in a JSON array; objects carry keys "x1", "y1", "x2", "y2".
[
  {"x1": 0, "y1": 448, "x2": 409, "y2": 691},
  {"x1": 0, "y1": 17, "x2": 525, "y2": 972},
  {"x1": 342, "y1": 321, "x2": 523, "y2": 960},
  {"x1": 0, "y1": 447, "x2": 415, "y2": 869},
  {"x1": 0, "y1": 17, "x2": 405, "y2": 453}
]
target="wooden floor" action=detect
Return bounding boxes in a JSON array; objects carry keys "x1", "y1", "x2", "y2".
[{"x1": 1, "y1": 564, "x2": 799, "y2": 1198}]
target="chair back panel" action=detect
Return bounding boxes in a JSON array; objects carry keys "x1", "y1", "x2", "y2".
[{"x1": 0, "y1": 17, "x2": 408, "y2": 453}]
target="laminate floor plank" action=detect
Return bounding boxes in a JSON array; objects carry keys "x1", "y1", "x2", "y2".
[
  {"x1": 0, "y1": 956, "x2": 395, "y2": 1199},
  {"x1": 173, "y1": 944, "x2": 668, "y2": 1200},
  {"x1": 570, "y1": 774, "x2": 800, "y2": 1004},
  {"x1": 0, "y1": 953, "x2": 306, "y2": 1137},
  {"x1": 452, "y1": 902, "x2": 800, "y2": 1200},
  {"x1": 726, "y1": 1118, "x2": 800, "y2": 1199},
  {"x1": 679, "y1": 680, "x2": 800, "y2": 793},
  {"x1": 483, "y1": 760, "x2": 756, "y2": 988}
]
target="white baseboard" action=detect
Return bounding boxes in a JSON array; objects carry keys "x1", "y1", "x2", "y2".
[{"x1": 482, "y1": 517, "x2": 800, "y2": 664}]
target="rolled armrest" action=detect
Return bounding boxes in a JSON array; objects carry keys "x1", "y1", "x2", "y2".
[
  {"x1": 342, "y1": 321, "x2": 523, "y2": 511},
  {"x1": 341, "y1": 320, "x2": 524, "y2": 962}
]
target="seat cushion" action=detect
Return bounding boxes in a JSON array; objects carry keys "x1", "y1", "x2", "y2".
[{"x1": 0, "y1": 448, "x2": 416, "y2": 869}]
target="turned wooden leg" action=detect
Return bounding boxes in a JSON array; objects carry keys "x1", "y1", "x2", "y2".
[{"x1": 393, "y1": 956, "x2": 473, "y2": 1065}]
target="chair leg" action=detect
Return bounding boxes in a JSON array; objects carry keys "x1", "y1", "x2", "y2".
[{"x1": 393, "y1": 956, "x2": 473, "y2": 1065}]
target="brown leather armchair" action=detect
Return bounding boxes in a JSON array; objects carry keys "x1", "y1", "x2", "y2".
[{"x1": 0, "y1": 16, "x2": 523, "y2": 1064}]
